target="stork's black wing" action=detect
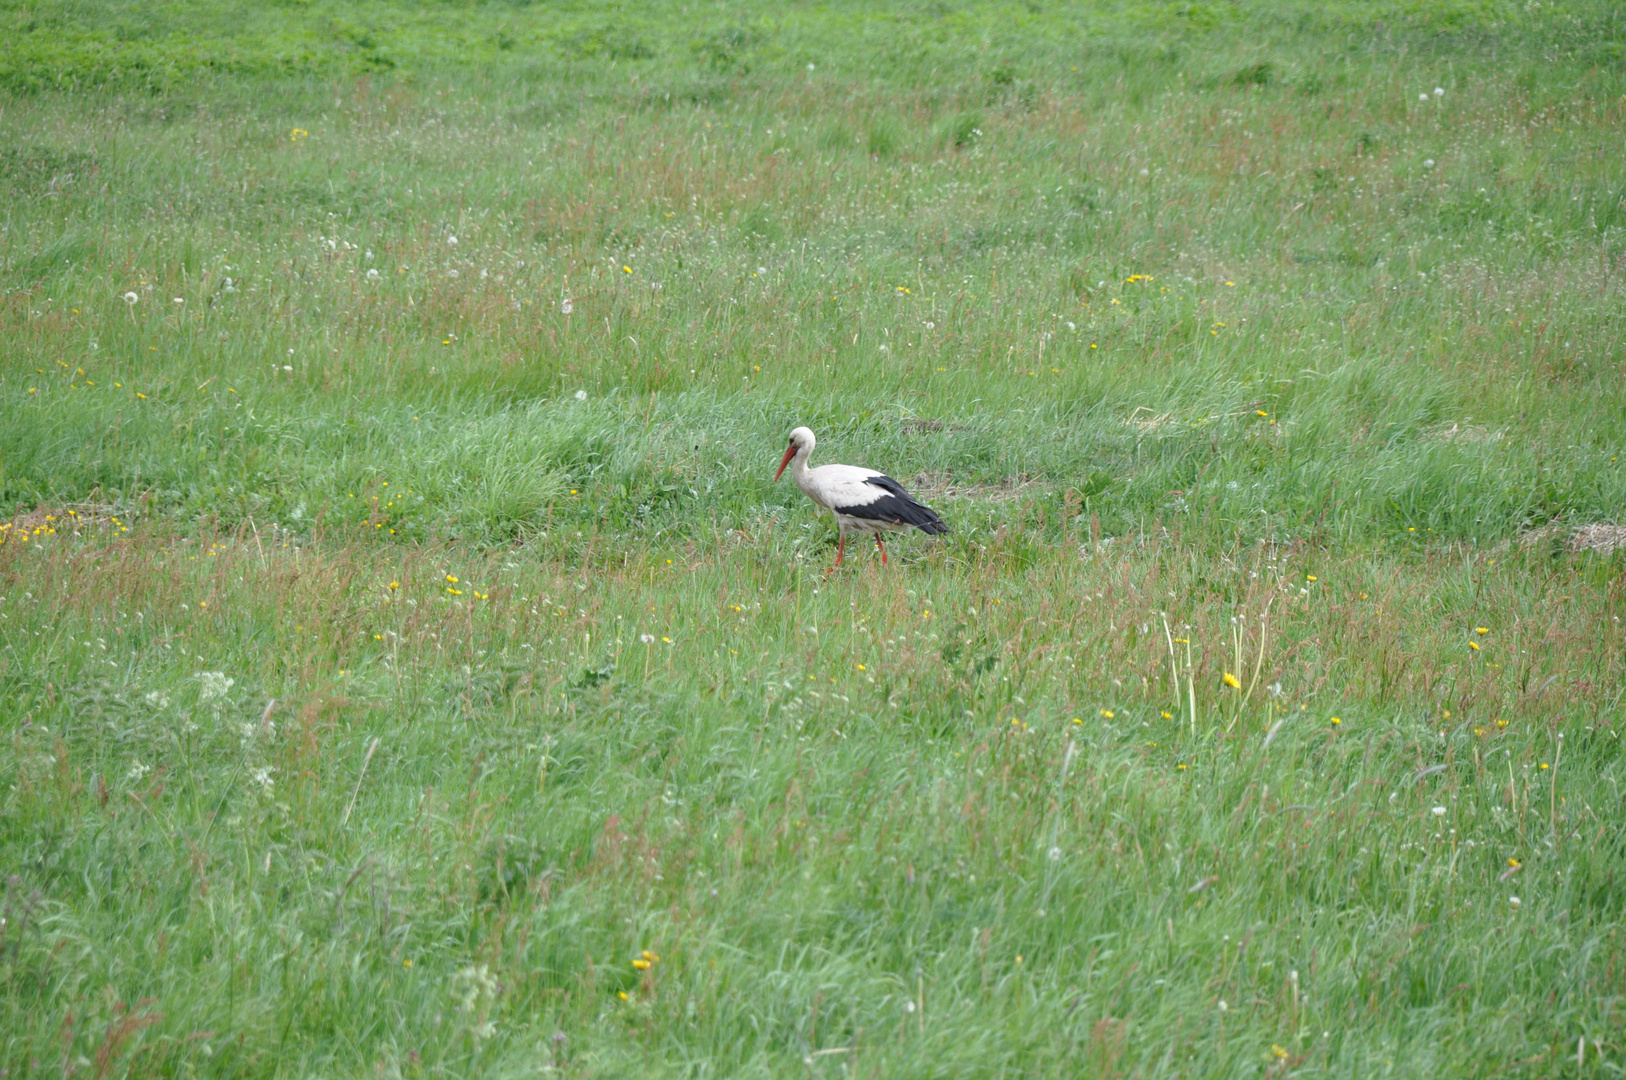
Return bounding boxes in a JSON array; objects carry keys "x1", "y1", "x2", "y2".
[{"x1": 831, "y1": 475, "x2": 949, "y2": 535}]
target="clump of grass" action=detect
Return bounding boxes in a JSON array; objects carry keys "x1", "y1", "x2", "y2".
[{"x1": 2, "y1": 0, "x2": 1625, "y2": 1074}]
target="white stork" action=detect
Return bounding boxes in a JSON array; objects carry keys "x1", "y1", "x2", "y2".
[{"x1": 773, "y1": 426, "x2": 948, "y2": 570}]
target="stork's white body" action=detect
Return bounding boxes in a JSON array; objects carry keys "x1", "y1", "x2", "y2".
[
  {"x1": 788, "y1": 461, "x2": 912, "y2": 537},
  {"x1": 774, "y1": 426, "x2": 947, "y2": 570}
]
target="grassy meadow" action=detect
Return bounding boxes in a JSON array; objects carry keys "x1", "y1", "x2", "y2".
[{"x1": 2, "y1": 0, "x2": 1626, "y2": 1075}]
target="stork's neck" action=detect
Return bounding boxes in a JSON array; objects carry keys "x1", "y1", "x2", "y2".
[{"x1": 788, "y1": 444, "x2": 817, "y2": 494}]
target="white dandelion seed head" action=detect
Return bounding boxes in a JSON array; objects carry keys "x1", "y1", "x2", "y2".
[
  {"x1": 1424, "y1": 159, "x2": 1435, "y2": 168},
  {"x1": 282, "y1": 365, "x2": 293, "y2": 372},
  {"x1": 447, "y1": 269, "x2": 458, "y2": 278},
  {"x1": 447, "y1": 235, "x2": 458, "y2": 245},
  {"x1": 365, "y1": 249, "x2": 374, "y2": 260},
  {"x1": 367, "y1": 268, "x2": 379, "y2": 280},
  {"x1": 1509, "y1": 896, "x2": 1521, "y2": 908},
  {"x1": 574, "y1": 389, "x2": 588, "y2": 401},
  {"x1": 560, "y1": 298, "x2": 574, "y2": 314},
  {"x1": 1420, "y1": 92, "x2": 1430, "y2": 101},
  {"x1": 1433, "y1": 86, "x2": 1445, "y2": 96},
  {"x1": 640, "y1": 633, "x2": 655, "y2": 644},
  {"x1": 1432, "y1": 806, "x2": 1447, "y2": 817},
  {"x1": 903, "y1": 1000, "x2": 916, "y2": 1013},
  {"x1": 757, "y1": 266, "x2": 768, "y2": 275},
  {"x1": 173, "y1": 297, "x2": 185, "y2": 304},
  {"x1": 123, "y1": 292, "x2": 139, "y2": 304},
  {"x1": 1047, "y1": 846, "x2": 1062, "y2": 862}
]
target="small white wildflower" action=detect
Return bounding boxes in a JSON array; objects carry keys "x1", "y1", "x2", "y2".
[
  {"x1": 365, "y1": 249, "x2": 374, "y2": 260},
  {"x1": 173, "y1": 297, "x2": 185, "y2": 304},
  {"x1": 144, "y1": 690, "x2": 171, "y2": 709},
  {"x1": 448, "y1": 269, "x2": 459, "y2": 279},
  {"x1": 1509, "y1": 896, "x2": 1521, "y2": 908},
  {"x1": 198, "y1": 671, "x2": 235, "y2": 702},
  {"x1": 251, "y1": 766, "x2": 276, "y2": 792},
  {"x1": 903, "y1": 1000, "x2": 916, "y2": 1013},
  {"x1": 126, "y1": 760, "x2": 150, "y2": 782},
  {"x1": 574, "y1": 389, "x2": 588, "y2": 401},
  {"x1": 1218, "y1": 1000, "x2": 1228, "y2": 1012},
  {"x1": 1047, "y1": 846, "x2": 1062, "y2": 862}
]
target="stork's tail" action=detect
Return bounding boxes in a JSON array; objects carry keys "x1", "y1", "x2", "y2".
[{"x1": 908, "y1": 504, "x2": 949, "y2": 535}]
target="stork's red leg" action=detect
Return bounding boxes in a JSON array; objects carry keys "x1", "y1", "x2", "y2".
[
  {"x1": 876, "y1": 534, "x2": 888, "y2": 565},
  {"x1": 832, "y1": 534, "x2": 846, "y2": 568}
]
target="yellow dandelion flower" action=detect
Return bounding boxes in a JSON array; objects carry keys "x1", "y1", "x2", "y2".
[
  {"x1": 1100, "y1": 709, "x2": 1115, "y2": 719},
  {"x1": 1161, "y1": 711, "x2": 1173, "y2": 719},
  {"x1": 1469, "y1": 641, "x2": 1480, "y2": 651},
  {"x1": 1475, "y1": 626, "x2": 1489, "y2": 634},
  {"x1": 1223, "y1": 672, "x2": 1241, "y2": 689},
  {"x1": 1330, "y1": 717, "x2": 1341, "y2": 725}
]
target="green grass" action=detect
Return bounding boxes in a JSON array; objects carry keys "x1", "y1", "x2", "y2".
[{"x1": 2, "y1": 0, "x2": 1625, "y2": 1075}]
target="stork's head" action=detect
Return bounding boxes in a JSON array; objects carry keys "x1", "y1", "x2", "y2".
[{"x1": 775, "y1": 426, "x2": 815, "y2": 481}]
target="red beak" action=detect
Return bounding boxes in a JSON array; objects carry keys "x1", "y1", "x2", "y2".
[{"x1": 774, "y1": 443, "x2": 796, "y2": 482}]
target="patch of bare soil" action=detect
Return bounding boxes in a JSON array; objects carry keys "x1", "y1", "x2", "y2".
[
  {"x1": 1519, "y1": 523, "x2": 1626, "y2": 555},
  {"x1": 909, "y1": 473, "x2": 1037, "y2": 503}
]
